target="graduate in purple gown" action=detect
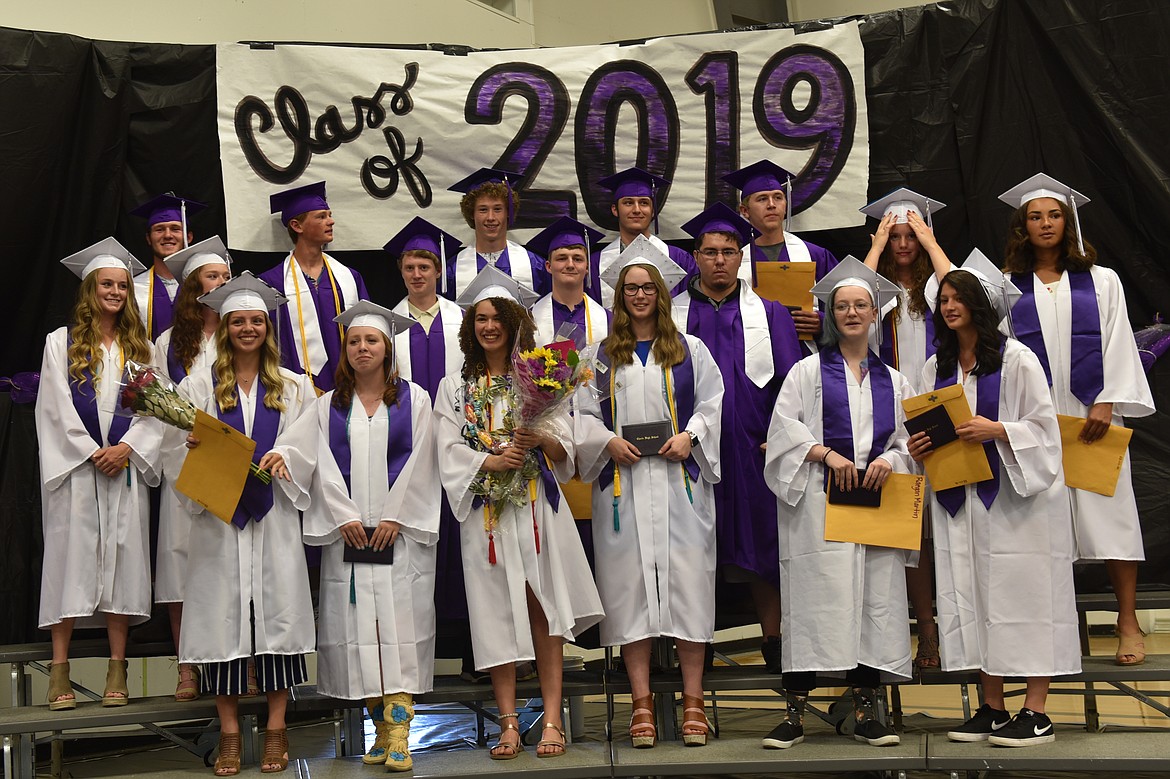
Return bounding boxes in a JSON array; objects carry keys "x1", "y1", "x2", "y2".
[
  {"x1": 588, "y1": 167, "x2": 699, "y2": 308},
  {"x1": 724, "y1": 161, "x2": 839, "y2": 353},
  {"x1": 670, "y1": 203, "x2": 801, "y2": 673},
  {"x1": 259, "y1": 181, "x2": 369, "y2": 395},
  {"x1": 131, "y1": 193, "x2": 205, "y2": 340},
  {"x1": 445, "y1": 168, "x2": 550, "y2": 300}
]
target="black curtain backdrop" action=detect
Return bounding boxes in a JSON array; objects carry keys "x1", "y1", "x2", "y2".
[{"x1": 3, "y1": 0, "x2": 1169, "y2": 640}]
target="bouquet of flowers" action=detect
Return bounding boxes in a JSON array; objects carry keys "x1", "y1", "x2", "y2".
[{"x1": 117, "y1": 360, "x2": 271, "y2": 484}]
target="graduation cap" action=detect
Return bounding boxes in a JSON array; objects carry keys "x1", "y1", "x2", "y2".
[
  {"x1": 600, "y1": 234, "x2": 687, "y2": 293},
  {"x1": 951, "y1": 248, "x2": 1024, "y2": 332},
  {"x1": 199, "y1": 270, "x2": 286, "y2": 315},
  {"x1": 455, "y1": 263, "x2": 541, "y2": 309},
  {"x1": 810, "y1": 256, "x2": 899, "y2": 344},
  {"x1": 597, "y1": 167, "x2": 671, "y2": 233},
  {"x1": 526, "y1": 217, "x2": 604, "y2": 288},
  {"x1": 723, "y1": 160, "x2": 795, "y2": 233},
  {"x1": 333, "y1": 299, "x2": 415, "y2": 340},
  {"x1": 681, "y1": 202, "x2": 755, "y2": 246},
  {"x1": 998, "y1": 172, "x2": 1091, "y2": 254},
  {"x1": 860, "y1": 188, "x2": 946, "y2": 228},
  {"x1": 60, "y1": 237, "x2": 147, "y2": 280},
  {"x1": 163, "y1": 236, "x2": 232, "y2": 281},
  {"x1": 269, "y1": 181, "x2": 329, "y2": 226},
  {"x1": 383, "y1": 216, "x2": 463, "y2": 294},
  {"x1": 130, "y1": 193, "x2": 207, "y2": 228},
  {"x1": 448, "y1": 167, "x2": 521, "y2": 227}
]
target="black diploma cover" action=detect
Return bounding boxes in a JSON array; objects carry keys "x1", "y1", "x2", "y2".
[
  {"x1": 343, "y1": 526, "x2": 395, "y2": 565},
  {"x1": 622, "y1": 420, "x2": 674, "y2": 456},
  {"x1": 827, "y1": 469, "x2": 883, "y2": 507},
  {"x1": 903, "y1": 404, "x2": 958, "y2": 449}
]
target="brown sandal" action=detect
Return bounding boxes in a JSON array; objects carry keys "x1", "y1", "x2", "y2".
[
  {"x1": 47, "y1": 661, "x2": 76, "y2": 710},
  {"x1": 681, "y1": 694, "x2": 710, "y2": 746},
  {"x1": 260, "y1": 728, "x2": 288, "y2": 773},
  {"x1": 1116, "y1": 626, "x2": 1147, "y2": 666},
  {"x1": 175, "y1": 664, "x2": 201, "y2": 702},
  {"x1": 914, "y1": 626, "x2": 941, "y2": 671},
  {"x1": 536, "y1": 721, "x2": 566, "y2": 758},
  {"x1": 214, "y1": 732, "x2": 241, "y2": 777},
  {"x1": 102, "y1": 659, "x2": 129, "y2": 707},
  {"x1": 629, "y1": 694, "x2": 656, "y2": 748},
  {"x1": 489, "y1": 712, "x2": 523, "y2": 760}
]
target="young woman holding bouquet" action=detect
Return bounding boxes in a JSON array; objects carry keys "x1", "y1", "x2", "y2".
[
  {"x1": 36, "y1": 238, "x2": 162, "y2": 710},
  {"x1": 177, "y1": 272, "x2": 317, "y2": 775},
  {"x1": 304, "y1": 301, "x2": 440, "y2": 773},
  {"x1": 433, "y1": 266, "x2": 603, "y2": 760},
  {"x1": 151, "y1": 236, "x2": 232, "y2": 702},
  {"x1": 575, "y1": 238, "x2": 724, "y2": 748}
]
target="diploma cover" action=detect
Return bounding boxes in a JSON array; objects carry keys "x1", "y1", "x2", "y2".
[
  {"x1": 343, "y1": 526, "x2": 395, "y2": 565},
  {"x1": 622, "y1": 420, "x2": 674, "y2": 456}
]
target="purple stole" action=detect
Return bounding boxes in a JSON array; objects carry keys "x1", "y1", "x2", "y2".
[
  {"x1": 879, "y1": 305, "x2": 935, "y2": 369},
  {"x1": 267, "y1": 268, "x2": 348, "y2": 392},
  {"x1": 149, "y1": 269, "x2": 175, "y2": 339},
  {"x1": 166, "y1": 339, "x2": 188, "y2": 381},
  {"x1": 595, "y1": 336, "x2": 700, "y2": 490},
  {"x1": 328, "y1": 381, "x2": 414, "y2": 492},
  {"x1": 216, "y1": 376, "x2": 281, "y2": 530},
  {"x1": 409, "y1": 314, "x2": 448, "y2": 403},
  {"x1": 1010, "y1": 270, "x2": 1103, "y2": 406},
  {"x1": 932, "y1": 349, "x2": 1002, "y2": 517},
  {"x1": 818, "y1": 345, "x2": 895, "y2": 485},
  {"x1": 67, "y1": 334, "x2": 131, "y2": 447}
]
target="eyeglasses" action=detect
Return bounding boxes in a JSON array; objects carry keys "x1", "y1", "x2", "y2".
[
  {"x1": 697, "y1": 248, "x2": 742, "y2": 259},
  {"x1": 832, "y1": 301, "x2": 874, "y2": 314},
  {"x1": 622, "y1": 283, "x2": 659, "y2": 296}
]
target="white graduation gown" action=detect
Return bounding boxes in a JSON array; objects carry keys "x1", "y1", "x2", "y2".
[
  {"x1": 1017, "y1": 266, "x2": 1154, "y2": 560},
  {"x1": 531, "y1": 294, "x2": 610, "y2": 347},
  {"x1": 152, "y1": 328, "x2": 218, "y2": 603},
  {"x1": 36, "y1": 328, "x2": 163, "y2": 628},
  {"x1": 762, "y1": 353, "x2": 914, "y2": 682},
  {"x1": 574, "y1": 335, "x2": 724, "y2": 646},
  {"x1": 176, "y1": 368, "x2": 318, "y2": 663},
  {"x1": 434, "y1": 375, "x2": 604, "y2": 670},
  {"x1": 305, "y1": 385, "x2": 440, "y2": 698},
  {"x1": 922, "y1": 340, "x2": 1080, "y2": 677}
]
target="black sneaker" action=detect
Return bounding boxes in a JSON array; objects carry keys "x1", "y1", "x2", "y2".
[
  {"x1": 761, "y1": 720, "x2": 803, "y2": 749},
  {"x1": 853, "y1": 718, "x2": 900, "y2": 746},
  {"x1": 761, "y1": 636, "x2": 782, "y2": 674},
  {"x1": 947, "y1": 703, "x2": 1011, "y2": 742},
  {"x1": 988, "y1": 708, "x2": 1055, "y2": 747}
]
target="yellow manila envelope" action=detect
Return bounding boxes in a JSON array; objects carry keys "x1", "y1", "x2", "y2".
[
  {"x1": 1057, "y1": 414, "x2": 1133, "y2": 497},
  {"x1": 753, "y1": 262, "x2": 816, "y2": 340},
  {"x1": 174, "y1": 409, "x2": 256, "y2": 524},
  {"x1": 901, "y1": 384, "x2": 993, "y2": 491},
  {"x1": 559, "y1": 476, "x2": 593, "y2": 520},
  {"x1": 824, "y1": 472, "x2": 924, "y2": 551}
]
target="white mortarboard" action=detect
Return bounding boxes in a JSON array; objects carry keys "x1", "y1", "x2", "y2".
[
  {"x1": 599, "y1": 234, "x2": 687, "y2": 292},
  {"x1": 333, "y1": 299, "x2": 414, "y2": 340},
  {"x1": 998, "y1": 173, "x2": 1091, "y2": 254},
  {"x1": 60, "y1": 237, "x2": 147, "y2": 280},
  {"x1": 860, "y1": 188, "x2": 946, "y2": 227},
  {"x1": 198, "y1": 270, "x2": 287, "y2": 316},
  {"x1": 163, "y1": 236, "x2": 232, "y2": 281},
  {"x1": 952, "y1": 248, "x2": 1023, "y2": 329},
  {"x1": 454, "y1": 264, "x2": 541, "y2": 309},
  {"x1": 810, "y1": 255, "x2": 900, "y2": 313}
]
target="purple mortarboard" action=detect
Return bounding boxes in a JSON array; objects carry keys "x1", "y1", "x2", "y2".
[
  {"x1": 526, "y1": 217, "x2": 604, "y2": 288},
  {"x1": 383, "y1": 216, "x2": 462, "y2": 294},
  {"x1": 681, "y1": 202, "x2": 755, "y2": 245},
  {"x1": 448, "y1": 167, "x2": 521, "y2": 227},
  {"x1": 269, "y1": 181, "x2": 329, "y2": 226},
  {"x1": 723, "y1": 160, "x2": 795, "y2": 199},
  {"x1": 598, "y1": 167, "x2": 671, "y2": 233},
  {"x1": 130, "y1": 193, "x2": 207, "y2": 228}
]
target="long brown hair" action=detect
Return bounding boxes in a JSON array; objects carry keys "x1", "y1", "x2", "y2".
[
  {"x1": 332, "y1": 329, "x2": 400, "y2": 409},
  {"x1": 457, "y1": 297, "x2": 536, "y2": 380},
  {"x1": 169, "y1": 271, "x2": 218, "y2": 374},
  {"x1": 211, "y1": 310, "x2": 289, "y2": 413},
  {"x1": 876, "y1": 247, "x2": 930, "y2": 321},
  {"x1": 603, "y1": 264, "x2": 685, "y2": 368},
  {"x1": 931, "y1": 270, "x2": 1004, "y2": 378},
  {"x1": 1002, "y1": 198, "x2": 1096, "y2": 274},
  {"x1": 67, "y1": 269, "x2": 152, "y2": 390}
]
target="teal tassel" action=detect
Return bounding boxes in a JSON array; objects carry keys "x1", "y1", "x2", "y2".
[
  {"x1": 683, "y1": 467, "x2": 694, "y2": 504},
  {"x1": 613, "y1": 499, "x2": 620, "y2": 532},
  {"x1": 349, "y1": 564, "x2": 356, "y2": 605}
]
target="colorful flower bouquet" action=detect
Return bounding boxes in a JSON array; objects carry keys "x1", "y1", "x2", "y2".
[{"x1": 117, "y1": 360, "x2": 271, "y2": 484}]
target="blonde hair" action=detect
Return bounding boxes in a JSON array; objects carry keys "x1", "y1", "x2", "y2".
[
  {"x1": 211, "y1": 310, "x2": 288, "y2": 413},
  {"x1": 67, "y1": 270, "x2": 152, "y2": 390},
  {"x1": 603, "y1": 264, "x2": 685, "y2": 368}
]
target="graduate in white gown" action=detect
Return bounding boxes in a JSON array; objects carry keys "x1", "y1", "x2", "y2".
[
  {"x1": 998, "y1": 173, "x2": 1154, "y2": 667},
  {"x1": 305, "y1": 302, "x2": 439, "y2": 773},
  {"x1": 433, "y1": 266, "x2": 603, "y2": 760},
  {"x1": 909, "y1": 263, "x2": 1079, "y2": 747},
  {"x1": 575, "y1": 238, "x2": 723, "y2": 748},
  {"x1": 36, "y1": 239, "x2": 160, "y2": 711},
  {"x1": 761, "y1": 257, "x2": 912, "y2": 750},
  {"x1": 150, "y1": 236, "x2": 231, "y2": 702},
  {"x1": 176, "y1": 272, "x2": 317, "y2": 775}
]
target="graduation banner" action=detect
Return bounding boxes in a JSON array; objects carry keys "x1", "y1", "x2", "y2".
[{"x1": 216, "y1": 22, "x2": 869, "y2": 251}]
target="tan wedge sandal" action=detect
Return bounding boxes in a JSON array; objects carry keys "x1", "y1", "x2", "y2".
[
  {"x1": 629, "y1": 694, "x2": 657, "y2": 748},
  {"x1": 681, "y1": 694, "x2": 710, "y2": 746},
  {"x1": 102, "y1": 659, "x2": 129, "y2": 707},
  {"x1": 47, "y1": 661, "x2": 76, "y2": 711}
]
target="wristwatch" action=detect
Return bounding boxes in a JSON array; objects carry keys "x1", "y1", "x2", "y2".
[{"x1": 686, "y1": 430, "x2": 699, "y2": 448}]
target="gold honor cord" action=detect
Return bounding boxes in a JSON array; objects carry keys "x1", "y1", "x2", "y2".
[
  {"x1": 146, "y1": 269, "x2": 155, "y2": 336},
  {"x1": 289, "y1": 258, "x2": 345, "y2": 395},
  {"x1": 663, "y1": 363, "x2": 694, "y2": 504}
]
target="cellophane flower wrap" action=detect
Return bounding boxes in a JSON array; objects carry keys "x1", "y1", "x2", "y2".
[{"x1": 116, "y1": 360, "x2": 270, "y2": 484}]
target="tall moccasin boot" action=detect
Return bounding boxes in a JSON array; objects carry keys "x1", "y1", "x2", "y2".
[{"x1": 382, "y1": 692, "x2": 415, "y2": 772}]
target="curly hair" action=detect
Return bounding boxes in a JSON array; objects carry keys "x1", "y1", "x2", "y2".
[
  {"x1": 876, "y1": 246, "x2": 931, "y2": 322},
  {"x1": 67, "y1": 270, "x2": 152, "y2": 390},
  {"x1": 459, "y1": 182, "x2": 521, "y2": 230},
  {"x1": 604, "y1": 264, "x2": 685, "y2": 368},
  {"x1": 458, "y1": 297, "x2": 536, "y2": 380},
  {"x1": 211, "y1": 311, "x2": 289, "y2": 413},
  {"x1": 1002, "y1": 197, "x2": 1096, "y2": 274},
  {"x1": 931, "y1": 270, "x2": 1004, "y2": 378},
  {"x1": 332, "y1": 330, "x2": 400, "y2": 409},
  {"x1": 168, "y1": 271, "x2": 218, "y2": 375}
]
